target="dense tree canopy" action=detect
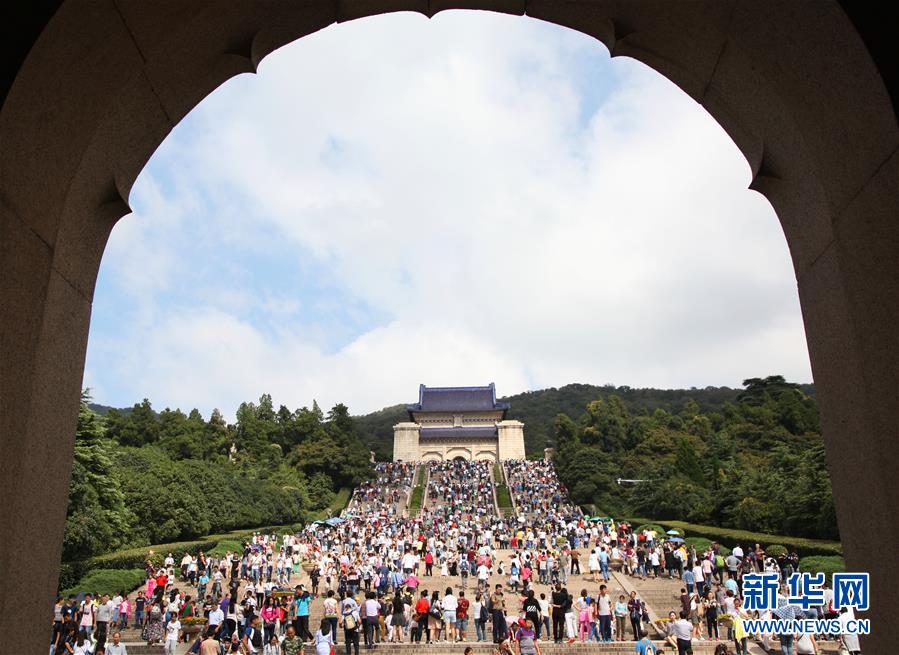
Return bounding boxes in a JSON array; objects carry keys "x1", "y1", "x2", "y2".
[
  {"x1": 66, "y1": 392, "x2": 372, "y2": 561},
  {"x1": 352, "y1": 381, "x2": 816, "y2": 458},
  {"x1": 551, "y1": 376, "x2": 837, "y2": 540}
]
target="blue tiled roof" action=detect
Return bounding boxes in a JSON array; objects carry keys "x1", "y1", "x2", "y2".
[
  {"x1": 419, "y1": 426, "x2": 499, "y2": 440},
  {"x1": 406, "y1": 383, "x2": 511, "y2": 415}
]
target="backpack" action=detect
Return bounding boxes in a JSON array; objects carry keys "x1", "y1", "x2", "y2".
[{"x1": 479, "y1": 604, "x2": 489, "y2": 622}]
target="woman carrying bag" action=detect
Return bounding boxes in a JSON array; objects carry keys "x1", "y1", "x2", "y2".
[
  {"x1": 314, "y1": 618, "x2": 335, "y2": 655},
  {"x1": 796, "y1": 631, "x2": 820, "y2": 655}
]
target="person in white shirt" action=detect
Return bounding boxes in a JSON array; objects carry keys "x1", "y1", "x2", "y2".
[
  {"x1": 314, "y1": 618, "x2": 335, "y2": 655},
  {"x1": 839, "y1": 607, "x2": 861, "y2": 654},
  {"x1": 71, "y1": 636, "x2": 92, "y2": 655},
  {"x1": 165, "y1": 598, "x2": 180, "y2": 625},
  {"x1": 442, "y1": 588, "x2": 458, "y2": 642},
  {"x1": 537, "y1": 593, "x2": 551, "y2": 638},
  {"x1": 164, "y1": 617, "x2": 181, "y2": 655},
  {"x1": 106, "y1": 631, "x2": 129, "y2": 655},
  {"x1": 692, "y1": 562, "x2": 705, "y2": 596},
  {"x1": 111, "y1": 593, "x2": 123, "y2": 627},
  {"x1": 180, "y1": 553, "x2": 192, "y2": 579},
  {"x1": 208, "y1": 604, "x2": 225, "y2": 631},
  {"x1": 477, "y1": 563, "x2": 490, "y2": 591}
]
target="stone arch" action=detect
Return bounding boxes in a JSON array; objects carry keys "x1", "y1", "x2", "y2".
[
  {"x1": 446, "y1": 447, "x2": 472, "y2": 461},
  {"x1": 420, "y1": 451, "x2": 444, "y2": 463},
  {"x1": 475, "y1": 450, "x2": 498, "y2": 462},
  {"x1": 2, "y1": 3, "x2": 898, "y2": 651}
]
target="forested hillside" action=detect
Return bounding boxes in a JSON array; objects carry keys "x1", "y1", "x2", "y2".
[
  {"x1": 550, "y1": 376, "x2": 837, "y2": 540},
  {"x1": 76, "y1": 375, "x2": 831, "y2": 561},
  {"x1": 354, "y1": 381, "x2": 815, "y2": 458},
  {"x1": 65, "y1": 393, "x2": 371, "y2": 562}
]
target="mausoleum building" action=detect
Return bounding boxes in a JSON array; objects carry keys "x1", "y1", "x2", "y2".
[{"x1": 392, "y1": 383, "x2": 526, "y2": 462}]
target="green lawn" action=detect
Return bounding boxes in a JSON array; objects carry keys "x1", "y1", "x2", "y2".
[
  {"x1": 409, "y1": 484, "x2": 424, "y2": 511},
  {"x1": 495, "y1": 483, "x2": 513, "y2": 509}
]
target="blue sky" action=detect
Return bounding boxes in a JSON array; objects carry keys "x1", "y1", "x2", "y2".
[{"x1": 84, "y1": 11, "x2": 811, "y2": 418}]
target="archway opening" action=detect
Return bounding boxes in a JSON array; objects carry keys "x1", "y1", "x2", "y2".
[{"x1": 69, "y1": 4, "x2": 831, "y2": 615}]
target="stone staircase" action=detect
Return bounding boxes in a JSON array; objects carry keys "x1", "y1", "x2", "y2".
[
  {"x1": 299, "y1": 641, "x2": 724, "y2": 654},
  {"x1": 120, "y1": 645, "x2": 165, "y2": 654}
]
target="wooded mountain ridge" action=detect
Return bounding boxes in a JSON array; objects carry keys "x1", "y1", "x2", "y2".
[{"x1": 352, "y1": 381, "x2": 816, "y2": 459}]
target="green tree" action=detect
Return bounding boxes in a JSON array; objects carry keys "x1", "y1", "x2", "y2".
[
  {"x1": 581, "y1": 395, "x2": 629, "y2": 451},
  {"x1": 63, "y1": 393, "x2": 131, "y2": 559}
]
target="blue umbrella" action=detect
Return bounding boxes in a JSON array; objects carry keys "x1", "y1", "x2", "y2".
[
  {"x1": 668, "y1": 537, "x2": 685, "y2": 543},
  {"x1": 666, "y1": 529, "x2": 681, "y2": 535}
]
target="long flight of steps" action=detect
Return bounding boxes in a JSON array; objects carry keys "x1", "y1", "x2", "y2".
[{"x1": 301, "y1": 643, "x2": 727, "y2": 654}]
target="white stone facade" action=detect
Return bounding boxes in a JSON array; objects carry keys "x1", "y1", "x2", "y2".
[
  {"x1": 392, "y1": 422, "x2": 421, "y2": 462},
  {"x1": 392, "y1": 385, "x2": 526, "y2": 461},
  {"x1": 497, "y1": 420, "x2": 526, "y2": 460}
]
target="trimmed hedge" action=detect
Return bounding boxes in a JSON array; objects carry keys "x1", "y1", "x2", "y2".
[
  {"x1": 62, "y1": 568, "x2": 146, "y2": 598},
  {"x1": 635, "y1": 524, "x2": 666, "y2": 536},
  {"x1": 684, "y1": 536, "x2": 712, "y2": 551},
  {"x1": 58, "y1": 522, "x2": 306, "y2": 592},
  {"x1": 207, "y1": 539, "x2": 245, "y2": 558},
  {"x1": 684, "y1": 537, "x2": 732, "y2": 557},
  {"x1": 624, "y1": 518, "x2": 842, "y2": 557},
  {"x1": 799, "y1": 555, "x2": 845, "y2": 582},
  {"x1": 766, "y1": 544, "x2": 788, "y2": 559},
  {"x1": 58, "y1": 538, "x2": 220, "y2": 590}
]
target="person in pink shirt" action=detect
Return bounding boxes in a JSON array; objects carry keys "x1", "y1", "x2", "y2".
[
  {"x1": 118, "y1": 597, "x2": 130, "y2": 629},
  {"x1": 260, "y1": 598, "x2": 279, "y2": 644}
]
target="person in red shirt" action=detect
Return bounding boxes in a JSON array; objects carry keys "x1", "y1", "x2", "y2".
[
  {"x1": 154, "y1": 570, "x2": 168, "y2": 603},
  {"x1": 456, "y1": 591, "x2": 470, "y2": 642},
  {"x1": 425, "y1": 552, "x2": 434, "y2": 576},
  {"x1": 414, "y1": 591, "x2": 431, "y2": 643}
]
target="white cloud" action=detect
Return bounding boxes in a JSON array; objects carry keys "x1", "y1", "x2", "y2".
[{"x1": 86, "y1": 11, "x2": 811, "y2": 417}]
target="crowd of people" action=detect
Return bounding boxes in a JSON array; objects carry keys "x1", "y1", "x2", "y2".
[
  {"x1": 504, "y1": 459, "x2": 577, "y2": 521},
  {"x1": 345, "y1": 463, "x2": 415, "y2": 517},
  {"x1": 424, "y1": 460, "x2": 496, "y2": 519},
  {"x1": 52, "y1": 458, "x2": 862, "y2": 655}
]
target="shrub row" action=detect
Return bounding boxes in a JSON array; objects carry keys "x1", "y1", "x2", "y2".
[
  {"x1": 207, "y1": 540, "x2": 245, "y2": 558},
  {"x1": 682, "y1": 536, "x2": 731, "y2": 556},
  {"x1": 798, "y1": 555, "x2": 846, "y2": 582},
  {"x1": 624, "y1": 518, "x2": 842, "y2": 557},
  {"x1": 58, "y1": 520, "x2": 310, "y2": 593},
  {"x1": 58, "y1": 537, "x2": 220, "y2": 590},
  {"x1": 61, "y1": 568, "x2": 146, "y2": 598}
]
